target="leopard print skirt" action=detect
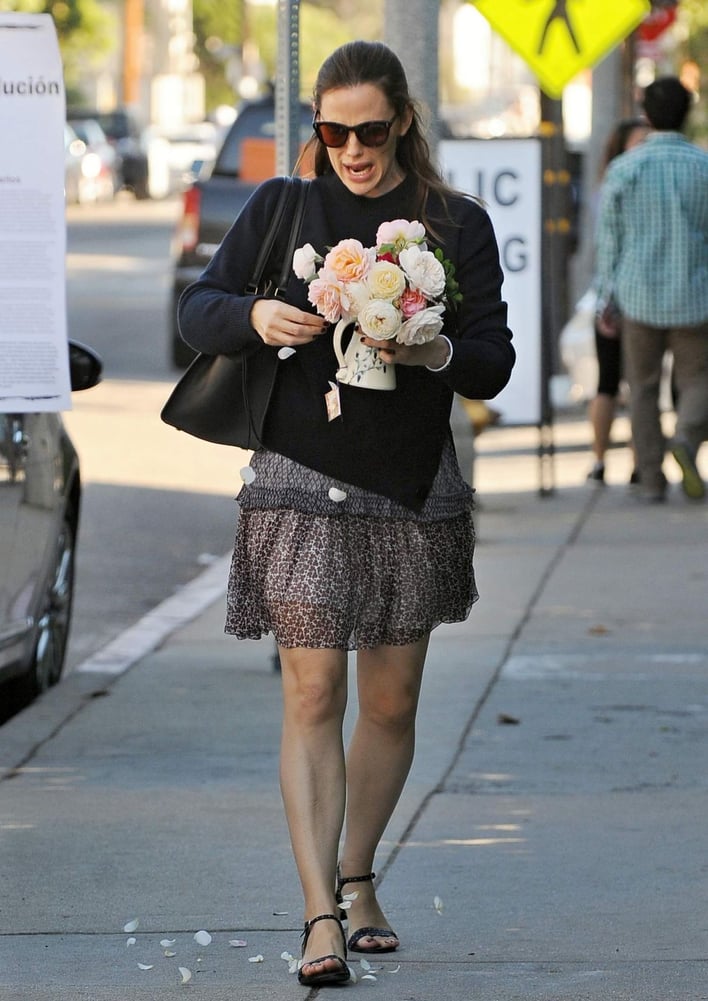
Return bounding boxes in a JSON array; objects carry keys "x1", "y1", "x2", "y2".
[{"x1": 225, "y1": 442, "x2": 477, "y2": 650}]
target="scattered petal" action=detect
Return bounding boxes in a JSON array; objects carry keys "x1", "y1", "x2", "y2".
[
  {"x1": 137, "y1": 963, "x2": 153, "y2": 971},
  {"x1": 240, "y1": 465, "x2": 256, "y2": 485},
  {"x1": 272, "y1": 910, "x2": 289, "y2": 916},
  {"x1": 288, "y1": 958, "x2": 300, "y2": 974},
  {"x1": 194, "y1": 930, "x2": 212, "y2": 947},
  {"x1": 229, "y1": 939, "x2": 247, "y2": 948},
  {"x1": 126, "y1": 937, "x2": 137, "y2": 947},
  {"x1": 160, "y1": 939, "x2": 176, "y2": 948},
  {"x1": 360, "y1": 958, "x2": 373, "y2": 971},
  {"x1": 347, "y1": 965, "x2": 358, "y2": 984},
  {"x1": 328, "y1": 487, "x2": 347, "y2": 503},
  {"x1": 278, "y1": 346, "x2": 297, "y2": 360},
  {"x1": 434, "y1": 895, "x2": 444, "y2": 914},
  {"x1": 123, "y1": 919, "x2": 139, "y2": 933},
  {"x1": 387, "y1": 964, "x2": 401, "y2": 973},
  {"x1": 248, "y1": 954, "x2": 265, "y2": 963},
  {"x1": 164, "y1": 950, "x2": 177, "y2": 958},
  {"x1": 179, "y1": 967, "x2": 192, "y2": 984},
  {"x1": 281, "y1": 951, "x2": 295, "y2": 963},
  {"x1": 362, "y1": 973, "x2": 378, "y2": 982}
]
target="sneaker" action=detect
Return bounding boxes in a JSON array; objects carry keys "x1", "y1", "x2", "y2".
[
  {"x1": 587, "y1": 461, "x2": 605, "y2": 483},
  {"x1": 670, "y1": 440, "x2": 705, "y2": 500}
]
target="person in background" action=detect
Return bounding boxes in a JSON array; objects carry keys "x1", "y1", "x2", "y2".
[
  {"x1": 595, "y1": 77, "x2": 708, "y2": 503},
  {"x1": 178, "y1": 41, "x2": 514, "y2": 987},
  {"x1": 587, "y1": 118, "x2": 651, "y2": 485}
]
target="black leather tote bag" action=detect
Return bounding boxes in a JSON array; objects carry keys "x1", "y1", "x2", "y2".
[{"x1": 161, "y1": 177, "x2": 308, "y2": 448}]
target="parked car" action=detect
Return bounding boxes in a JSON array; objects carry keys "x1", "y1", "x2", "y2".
[
  {"x1": 68, "y1": 106, "x2": 150, "y2": 199},
  {"x1": 64, "y1": 123, "x2": 86, "y2": 204},
  {"x1": 65, "y1": 116, "x2": 119, "y2": 202},
  {"x1": 0, "y1": 343, "x2": 102, "y2": 713},
  {"x1": 169, "y1": 95, "x2": 313, "y2": 367}
]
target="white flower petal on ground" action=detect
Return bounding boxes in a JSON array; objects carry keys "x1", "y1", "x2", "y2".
[
  {"x1": 278, "y1": 346, "x2": 296, "y2": 360},
  {"x1": 272, "y1": 910, "x2": 289, "y2": 916},
  {"x1": 240, "y1": 466, "x2": 256, "y2": 485},
  {"x1": 194, "y1": 930, "x2": 212, "y2": 946},
  {"x1": 164, "y1": 950, "x2": 177, "y2": 958},
  {"x1": 434, "y1": 895, "x2": 444, "y2": 914},
  {"x1": 229, "y1": 939, "x2": 247, "y2": 947},
  {"x1": 388, "y1": 964, "x2": 402, "y2": 973},
  {"x1": 360, "y1": 958, "x2": 373, "y2": 971},
  {"x1": 248, "y1": 954, "x2": 265, "y2": 963},
  {"x1": 362, "y1": 973, "x2": 378, "y2": 982},
  {"x1": 126, "y1": 937, "x2": 137, "y2": 947},
  {"x1": 281, "y1": 951, "x2": 295, "y2": 962},
  {"x1": 137, "y1": 963, "x2": 153, "y2": 971},
  {"x1": 178, "y1": 967, "x2": 192, "y2": 984},
  {"x1": 123, "y1": 919, "x2": 139, "y2": 933},
  {"x1": 160, "y1": 939, "x2": 176, "y2": 948},
  {"x1": 328, "y1": 487, "x2": 347, "y2": 503}
]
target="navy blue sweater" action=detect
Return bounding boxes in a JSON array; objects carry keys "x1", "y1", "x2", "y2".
[{"x1": 178, "y1": 171, "x2": 515, "y2": 511}]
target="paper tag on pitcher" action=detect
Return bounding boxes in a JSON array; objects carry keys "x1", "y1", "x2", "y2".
[{"x1": 325, "y1": 381, "x2": 342, "y2": 421}]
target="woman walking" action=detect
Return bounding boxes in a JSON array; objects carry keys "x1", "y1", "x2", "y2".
[{"x1": 178, "y1": 40, "x2": 514, "y2": 987}]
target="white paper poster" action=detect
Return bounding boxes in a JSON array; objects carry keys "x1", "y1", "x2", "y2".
[
  {"x1": 439, "y1": 139, "x2": 542, "y2": 426},
  {"x1": 0, "y1": 13, "x2": 71, "y2": 412}
]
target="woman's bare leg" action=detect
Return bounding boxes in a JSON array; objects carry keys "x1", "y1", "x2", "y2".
[
  {"x1": 278, "y1": 645, "x2": 348, "y2": 976},
  {"x1": 339, "y1": 637, "x2": 429, "y2": 949}
]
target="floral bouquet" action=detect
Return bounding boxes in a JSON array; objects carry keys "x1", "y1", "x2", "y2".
[{"x1": 293, "y1": 219, "x2": 461, "y2": 347}]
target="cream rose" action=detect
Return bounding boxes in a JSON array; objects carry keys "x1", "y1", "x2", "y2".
[
  {"x1": 357, "y1": 299, "x2": 402, "y2": 341},
  {"x1": 366, "y1": 260, "x2": 407, "y2": 303}
]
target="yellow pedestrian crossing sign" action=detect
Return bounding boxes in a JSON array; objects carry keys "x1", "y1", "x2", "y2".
[{"x1": 473, "y1": 0, "x2": 652, "y2": 98}]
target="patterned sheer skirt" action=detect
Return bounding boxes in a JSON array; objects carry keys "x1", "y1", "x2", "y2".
[{"x1": 225, "y1": 437, "x2": 478, "y2": 650}]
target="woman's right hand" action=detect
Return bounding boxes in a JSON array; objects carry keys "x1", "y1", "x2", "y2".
[{"x1": 251, "y1": 299, "x2": 326, "y2": 347}]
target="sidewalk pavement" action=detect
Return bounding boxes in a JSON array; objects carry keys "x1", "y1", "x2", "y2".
[{"x1": 1, "y1": 411, "x2": 707, "y2": 1000}]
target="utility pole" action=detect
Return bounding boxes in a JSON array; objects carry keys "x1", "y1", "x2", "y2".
[
  {"x1": 275, "y1": 0, "x2": 300, "y2": 176},
  {"x1": 384, "y1": 0, "x2": 440, "y2": 149}
]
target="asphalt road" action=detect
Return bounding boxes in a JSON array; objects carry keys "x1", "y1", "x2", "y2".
[{"x1": 62, "y1": 193, "x2": 244, "y2": 672}]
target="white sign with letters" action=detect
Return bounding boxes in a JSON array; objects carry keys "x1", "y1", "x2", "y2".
[
  {"x1": 0, "y1": 13, "x2": 71, "y2": 411},
  {"x1": 439, "y1": 139, "x2": 542, "y2": 426}
]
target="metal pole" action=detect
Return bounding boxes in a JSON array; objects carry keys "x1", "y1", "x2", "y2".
[
  {"x1": 384, "y1": 0, "x2": 440, "y2": 150},
  {"x1": 275, "y1": 0, "x2": 300, "y2": 176}
]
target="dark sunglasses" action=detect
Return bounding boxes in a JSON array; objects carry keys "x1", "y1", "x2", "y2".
[{"x1": 312, "y1": 116, "x2": 398, "y2": 149}]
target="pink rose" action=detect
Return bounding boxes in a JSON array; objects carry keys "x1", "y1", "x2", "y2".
[
  {"x1": 399, "y1": 286, "x2": 428, "y2": 318},
  {"x1": 307, "y1": 271, "x2": 345, "y2": 324}
]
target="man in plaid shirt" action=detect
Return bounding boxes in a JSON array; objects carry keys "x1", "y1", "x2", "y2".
[{"x1": 595, "y1": 77, "x2": 708, "y2": 502}]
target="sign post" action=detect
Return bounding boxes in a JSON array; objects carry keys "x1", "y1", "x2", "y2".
[{"x1": 0, "y1": 13, "x2": 71, "y2": 412}]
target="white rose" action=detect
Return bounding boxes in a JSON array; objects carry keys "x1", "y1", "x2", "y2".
[
  {"x1": 397, "y1": 304, "x2": 445, "y2": 345},
  {"x1": 398, "y1": 246, "x2": 446, "y2": 299},
  {"x1": 357, "y1": 299, "x2": 402, "y2": 341},
  {"x1": 292, "y1": 243, "x2": 321, "y2": 281}
]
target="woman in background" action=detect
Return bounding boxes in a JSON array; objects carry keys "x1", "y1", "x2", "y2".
[{"x1": 587, "y1": 117, "x2": 651, "y2": 484}]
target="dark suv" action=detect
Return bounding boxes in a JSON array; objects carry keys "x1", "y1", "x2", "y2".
[{"x1": 169, "y1": 95, "x2": 313, "y2": 367}]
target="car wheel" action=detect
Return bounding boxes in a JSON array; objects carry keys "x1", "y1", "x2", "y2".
[{"x1": 15, "y1": 512, "x2": 76, "y2": 702}]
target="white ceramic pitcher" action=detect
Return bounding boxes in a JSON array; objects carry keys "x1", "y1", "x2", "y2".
[{"x1": 332, "y1": 319, "x2": 396, "y2": 391}]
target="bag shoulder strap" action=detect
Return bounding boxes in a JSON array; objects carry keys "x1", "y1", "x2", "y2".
[{"x1": 244, "y1": 177, "x2": 309, "y2": 298}]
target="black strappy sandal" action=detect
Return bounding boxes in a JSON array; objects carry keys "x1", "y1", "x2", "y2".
[
  {"x1": 298, "y1": 913, "x2": 350, "y2": 987},
  {"x1": 336, "y1": 869, "x2": 400, "y2": 954}
]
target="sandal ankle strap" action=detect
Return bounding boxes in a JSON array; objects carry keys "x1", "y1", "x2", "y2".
[{"x1": 337, "y1": 869, "x2": 376, "y2": 890}]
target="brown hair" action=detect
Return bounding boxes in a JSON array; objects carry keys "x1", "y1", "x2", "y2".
[{"x1": 301, "y1": 40, "x2": 457, "y2": 235}]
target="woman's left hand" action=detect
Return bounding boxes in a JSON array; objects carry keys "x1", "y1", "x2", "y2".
[{"x1": 359, "y1": 334, "x2": 451, "y2": 369}]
